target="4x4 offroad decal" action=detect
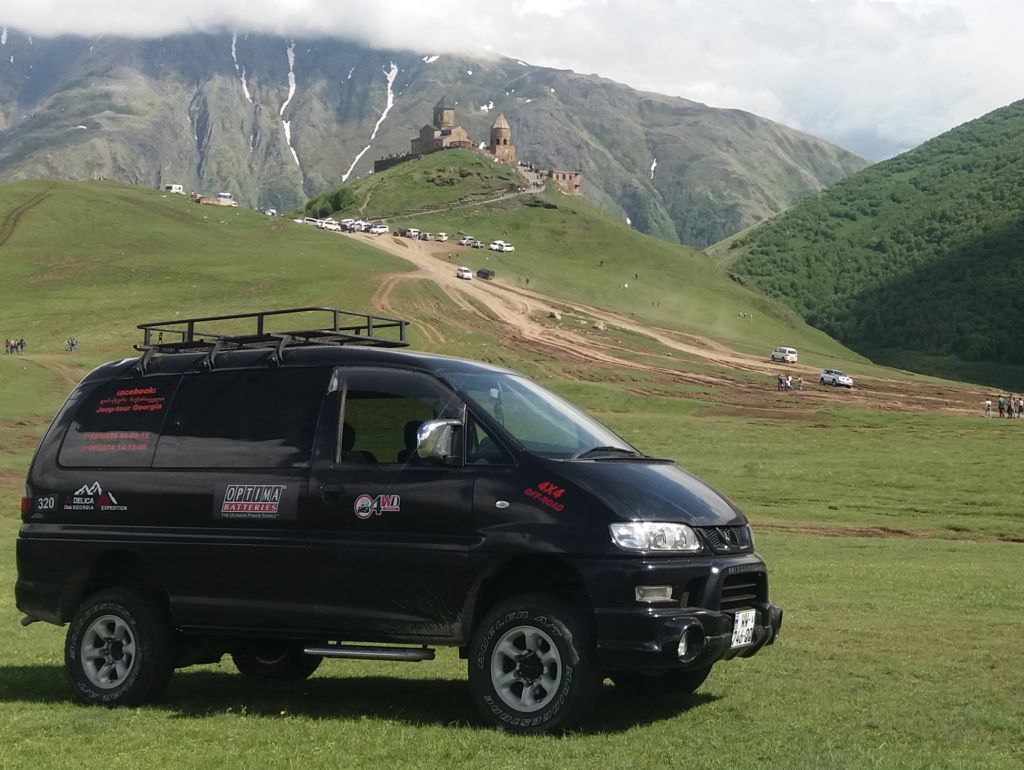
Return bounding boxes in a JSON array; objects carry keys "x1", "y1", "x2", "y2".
[
  {"x1": 354, "y1": 493, "x2": 401, "y2": 520},
  {"x1": 214, "y1": 483, "x2": 298, "y2": 521},
  {"x1": 524, "y1": 481, "x2": 565, "y2": 513},
  {"x1": 62, "y1": 482, "x2": 127, "y2": 513}
]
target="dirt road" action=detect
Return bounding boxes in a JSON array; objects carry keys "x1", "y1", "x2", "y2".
[{"x1": 351, "y1": 232, "x2": 985, "y2": 415}]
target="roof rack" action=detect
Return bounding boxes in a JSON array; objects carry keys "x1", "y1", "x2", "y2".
[{"x1": 135, "y1": 307, "x2": 410, "y2": 368}]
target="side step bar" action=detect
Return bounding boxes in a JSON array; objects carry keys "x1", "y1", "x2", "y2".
[{"x1": 304, "y1": 645, "x2": 435, "y2": 662}]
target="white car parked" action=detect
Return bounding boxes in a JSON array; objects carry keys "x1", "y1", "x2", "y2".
[
  {"x1": 322, "y1": 221, "x2": 342, "y2": 232},
  {"x1": 771, "y1": 346, "x2": 798, "y2": 363},
  {"x1": 489, "y1": 240, "x2": 506, "y2": 251},
  {"x1": 369, "y1": 224, "x2": 389, "y2": 235},
  {"x1": 458, "y1": 236, "x2": 476, "y2": 246},
  {"x1": 820, "y1": 368, "x2": 854, "y2": 388},
  {"x1": 500, "y1": 242, "x2": 515, "y2": 253},
  {"x1": 456, "y1": 266, "x2": 473, "y2": 280},
  {"x1": 435, "y1": 232, "x2": 449, "y2": 242}
]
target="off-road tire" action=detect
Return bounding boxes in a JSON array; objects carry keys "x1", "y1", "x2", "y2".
[
  {"x1": 232, "y1": 644, "x2": 322, "y2": 682},
  {"x1": 610, "y1": 665, "x2": 712, "y2": 695},
  {"x1": 65, "y1": 588, "x2": 175, "y2": 706},
  {"x1": 468, "y1": 593, "x2": 601, "y2": 734}
]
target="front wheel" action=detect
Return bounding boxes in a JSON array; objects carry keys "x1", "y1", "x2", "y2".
[
  {"x1": 232, "y1": 644, "x2": 322, "y2": 682},
  {"x1": 65, "y1": 588, "x2": 175, "y2": 706},
  {"x1": 468, "y1": 594, "x2": 601, "y2": 734}
]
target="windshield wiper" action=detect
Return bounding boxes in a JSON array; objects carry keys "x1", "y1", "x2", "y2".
[{"x1": 570, "y1": 446, "x2": 644, "y2": 460}]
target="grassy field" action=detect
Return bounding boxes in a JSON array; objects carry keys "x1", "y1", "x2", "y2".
[{"x1": 1, "y1": 180, "x2": 1022, "y2": 767}]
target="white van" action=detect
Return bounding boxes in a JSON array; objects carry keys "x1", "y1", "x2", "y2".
[{"x1": 771, "y1": 347, "x2": 798, "y2": 363}]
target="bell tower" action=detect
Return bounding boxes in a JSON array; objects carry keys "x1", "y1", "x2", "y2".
[
  {"x1": 488, "y1": 113, "x2": 516, "y2": 164},
  {"x1": 433, "y1": 97, "x2": 455, "y2": 129}
]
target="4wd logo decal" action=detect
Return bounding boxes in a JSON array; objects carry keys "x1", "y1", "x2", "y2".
[
  {"x1": 524, "y1": 481, "x2": 566, "y2": 513},
  {"x1": 354, "y1": 493, "x2": 401, "y2": 520},
  {"x1": 214, "y1": 482, "x2": 298, "y2": 521},
  {"x1": 62, "y1": 482, "x2": 127, "y2": 512}
]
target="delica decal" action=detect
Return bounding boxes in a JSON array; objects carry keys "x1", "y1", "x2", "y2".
[
  {"x1": 354, "y1": 493, "x2": 401, "y2": 520},
  {"x1": 62, "y1": 482, "x2": 127, "y2": 513},
  {"x1": 214, "y1": 483, "x2": 298, "y2": 521}
]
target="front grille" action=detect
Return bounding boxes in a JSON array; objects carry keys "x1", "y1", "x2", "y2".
[
  {"x1": 719, "y1": 571, "x2": 767, "y2": 612},
  {"x1": 698, "y1": 525, "x2": 752, "y2": 554}
]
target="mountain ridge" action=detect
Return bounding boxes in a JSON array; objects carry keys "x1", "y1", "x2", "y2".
[{"x1": 0, "y1": 29, "x2": 868, "y2": 247}]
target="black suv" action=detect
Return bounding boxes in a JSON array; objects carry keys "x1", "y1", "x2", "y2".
[{"x1": 16, "y1": 308, "x2": 781, "y2": 733}]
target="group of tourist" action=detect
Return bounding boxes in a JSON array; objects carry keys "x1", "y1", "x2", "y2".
[
  {"x1": 985, "y1": 395, "x2": 1023, "y2": 418},
  {"x1": 5, "y1": 337, "x2": 26, "y2": 354},
  {"x1": 777, "y1": 374, "x2": 804, "y2": 391}
]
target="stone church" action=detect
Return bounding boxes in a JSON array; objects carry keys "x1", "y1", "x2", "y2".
[{"x1": 409, "y1": 98, "x2": 516, "y2": 165}]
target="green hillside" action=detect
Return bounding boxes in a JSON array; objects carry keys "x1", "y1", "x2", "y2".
[
  {"x1": 297, "y1": 149, "x2": 861, "y2": 364},
  {"x1": 0, "y1": 180, "x2": 412, "y2": 354},
  {"x1": 305, "y1": 151, "x2": 521, "y2": 219},
  {"x1": 715, "y1": 99, "x2": 1024, "y2": 389}
]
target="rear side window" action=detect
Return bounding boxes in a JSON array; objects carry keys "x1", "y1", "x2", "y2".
[
  {"x1": 59, "y1": 376, "x2": 179, "y2": 467},
  {"x1": 153, "y1": 368, "x2": 329, "y2": 469}
]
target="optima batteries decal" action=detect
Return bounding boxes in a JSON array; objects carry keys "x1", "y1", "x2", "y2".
[{"x1": 214, "y1": 482, "x2": 299, "y2": 520}]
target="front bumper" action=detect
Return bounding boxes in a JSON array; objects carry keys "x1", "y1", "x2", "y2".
[
  {"x1": 572, "y1": 552, "x2": 783, "y2": 672},
  {"x1": 595, "y1": 601, "x2": 783, "y2": 671}
]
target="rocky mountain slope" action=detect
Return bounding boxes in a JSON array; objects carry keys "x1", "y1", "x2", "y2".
[
  {"x1": 0, "y1": 29, "x2": 868, "y2": 246},
  {"x1": 714, "y1": 99, "x2": 1024, "y2": 389}
]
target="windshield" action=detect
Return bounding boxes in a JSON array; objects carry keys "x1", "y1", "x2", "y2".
[{"x1": 444, "y1": 371, "x2": 637, "y2": 459}]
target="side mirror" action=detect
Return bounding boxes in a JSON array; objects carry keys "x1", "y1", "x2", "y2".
[{"x1": 416, "y1": 419, "x2": 462, "y2": 463}]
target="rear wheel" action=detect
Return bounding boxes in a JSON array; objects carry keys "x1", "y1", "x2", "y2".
[
  {"x1": 468, "y1": 594, "x2": 601, "y2": 734},
  {"x1": 232, "y1": 643, "x2": 322, "y2": 682},
  {"x1": 610, "y1": 666, "x2": 712, "y2": 695},
  {"x1": 65, "y1": 588, "x2": 175, "y2": 706}
]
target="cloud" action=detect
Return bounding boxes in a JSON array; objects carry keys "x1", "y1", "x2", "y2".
[{"x1": 0, "y1": 0, "x2": 1020, "y2": 159}]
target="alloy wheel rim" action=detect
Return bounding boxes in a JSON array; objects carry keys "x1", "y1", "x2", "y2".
[
  {"x1": 80, "y1": 614, "x2": 137, "y2": 689},
  {"x1": 490, "y1": 625, "x2": 563, "y2": 712}
]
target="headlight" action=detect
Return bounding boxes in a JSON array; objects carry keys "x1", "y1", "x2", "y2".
[{"x1": 609, "y1": 522, "x2": 702, "y2": 552}]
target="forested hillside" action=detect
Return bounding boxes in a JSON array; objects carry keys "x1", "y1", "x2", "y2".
[{"x1": 718, "y1": 99, "x2": 1024, "y2": 387}]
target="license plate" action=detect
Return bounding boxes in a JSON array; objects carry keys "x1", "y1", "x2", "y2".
[{"x1": 731, "y1": 609, "x2": 756, "y2": 648}]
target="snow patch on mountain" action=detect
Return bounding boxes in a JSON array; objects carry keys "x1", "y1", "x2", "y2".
[
  {"x1": 342, "y1": 61, "x2": 399, "y2": 183},
  {"x1": 347, "y1": 67, "x2": 355, "y2": 80},
  {"x1": 230, "y1": 34, "x2": 253, "y2": 104},
  {"x1": 280, "y1": 42, "x2": 297, "y2": 116},
  {"x1": 480, "y1": 101, "x2": 494, "y2": 113},
  {"x1": 1, "y1": 28, "x2": 7, "y2": 45},
  {"x1": 422, "y1": 55, "x2": 440, "y2": 63},
  {"x1": 280, "y1": 42, "x2": 301, "y2": 170},
  {"x1": 649, "y1": 158, "x2": 657, "y2": 181}
]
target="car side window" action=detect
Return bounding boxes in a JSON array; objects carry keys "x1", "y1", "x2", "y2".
[
  {"x1": 58, "y1": 375, "x2": 179, "y2": 468},
  {"x1": 153, "y1": 368, "x2": 329, "y2": 469},
  {"x1": 466, "y1": 415, "x2": 513, "y2": 466},
  {"x1": 338, "y1": 368, "x2": 463, "y2": 465}
]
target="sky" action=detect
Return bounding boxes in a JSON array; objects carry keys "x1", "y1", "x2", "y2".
[{"x1": 1, "y1": 0, "x2": 1021, "y2": 160}]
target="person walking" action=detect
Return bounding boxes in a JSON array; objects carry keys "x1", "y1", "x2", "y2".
[
  {"x1": 998, "y1": 395, "x2": 1006, "y2": 418},
  {"x1": 1008, "y1": 399, "x2": 1016, "y2": 419},
  {"x1": 985, "y1": 398, "x2": 992, "y2": 417}
]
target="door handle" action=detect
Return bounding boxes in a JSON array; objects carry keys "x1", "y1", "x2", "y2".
[{"x1": 320, "y1": 483, "x2": 342, "y2": 504}]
